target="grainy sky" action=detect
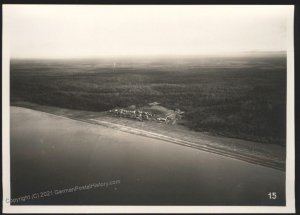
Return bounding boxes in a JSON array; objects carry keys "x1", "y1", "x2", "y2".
[{"x1": 4, "y1": 5, "x2": 292, "y2": 58}]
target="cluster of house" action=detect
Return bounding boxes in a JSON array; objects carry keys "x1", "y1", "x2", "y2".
[
  {"x1": 109, "y1": 108, "x2": 154, "y2": 121},
  {"x1": 109, "y1": 106, "x2": 184, "y2": 125}
]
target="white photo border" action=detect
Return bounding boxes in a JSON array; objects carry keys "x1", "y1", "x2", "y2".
[{"x1": 2, "y1": 4, "x2": 295, "y2": 213}]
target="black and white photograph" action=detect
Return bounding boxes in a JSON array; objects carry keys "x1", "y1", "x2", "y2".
[{"x1": 2, "y1": 4, "x2": 295, "y2": 213}]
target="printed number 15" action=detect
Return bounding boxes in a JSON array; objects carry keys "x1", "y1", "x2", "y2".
[{"x1": 268, "y1": 192, "x2": 277, "y2": 199}]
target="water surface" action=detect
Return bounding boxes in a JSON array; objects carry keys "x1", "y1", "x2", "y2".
[{"x1": 10, "y1": 106, "x2": 285, "y2": 205}]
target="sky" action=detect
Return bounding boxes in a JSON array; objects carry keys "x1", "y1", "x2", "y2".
[{"x1": 3, "y1": 5, "x2": 293, "y2": 59}]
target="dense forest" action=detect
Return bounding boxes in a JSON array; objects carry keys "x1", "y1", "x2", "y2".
[{"x1": 10, "y1": 55, "x2": 286, "y2": 145}]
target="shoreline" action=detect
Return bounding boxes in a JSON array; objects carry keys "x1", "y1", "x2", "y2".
[{"x1": 10, "y1": 102, "x2": 285, "y2": 171}]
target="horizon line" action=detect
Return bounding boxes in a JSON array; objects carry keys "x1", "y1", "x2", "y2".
[{"x1": 10, "y1": 50, "x2": 287, "y2": 60}]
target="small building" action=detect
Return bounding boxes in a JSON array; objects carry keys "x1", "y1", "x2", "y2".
[
  {"x1": 148, "y1": 102, "x2": 160, "y2": 106},
  {"x1": 157, "y1": 117, "x2": 166, "y2": 122}
]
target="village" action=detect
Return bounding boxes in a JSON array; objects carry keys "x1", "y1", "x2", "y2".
[{"x1": 108, "y1": 102, "x2": 184, "y2": 125}]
